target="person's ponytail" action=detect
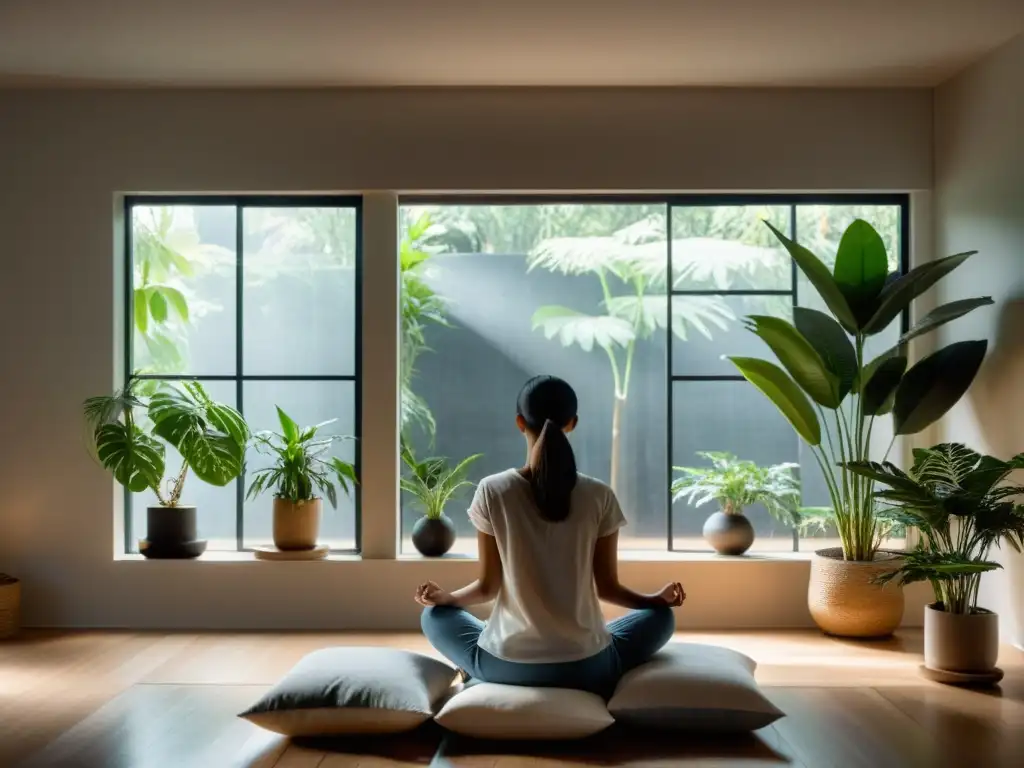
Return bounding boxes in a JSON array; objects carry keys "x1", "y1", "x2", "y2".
[{"x1": 528, "y1": 418, "x2": 578, "y2": 522}]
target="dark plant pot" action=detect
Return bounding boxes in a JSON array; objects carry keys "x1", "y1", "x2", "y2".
[
  {"x1": 412, "y1": 516, "x2": 457, "y2": 557},
  {"x1": 140, "y1": 506, "x2": 207, "y2": 559},
  {"x1": 703, "y1": 510, "x2": 755, "y2": 556}
]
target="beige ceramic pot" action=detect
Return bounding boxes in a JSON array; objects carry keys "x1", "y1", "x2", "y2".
[
  {"x1": 273, "y1": 498, "x2": 322, "y2": 551},
  {"x1": 0, "y1": 573, "x2": 20, "y2": 640},
  {"x1": 808, "y1": 547, "x2": 905, "y2": 638},
  {"x1": 924, "y1": 603, "x2": 999, "y2": 673}
]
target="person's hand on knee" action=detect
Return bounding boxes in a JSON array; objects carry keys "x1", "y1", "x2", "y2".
[{"x1": 415, "y1": 581, "x2": 454, "y2": 607}]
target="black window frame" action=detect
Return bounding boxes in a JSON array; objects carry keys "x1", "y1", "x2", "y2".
[
  {"x1": 401, "y1": 192, "x2": 910, "y2": 554},
  {"x1": 122, "y1": 194, "x2": 364, "y2": 554}
]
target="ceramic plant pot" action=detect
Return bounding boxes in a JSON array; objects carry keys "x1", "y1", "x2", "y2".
[
  {"x1": 924, "y1": 602, "x2": 999, "y2": 674},
  {"x1": 412, "y1": 515, "x2": 457, "y2": 557},
  {"x1": 703, "y1": 510, "x2": 755, "y2": 556},
  {"x1": 140, "y1": 505, "x2": 207, "y2": 559},
  {"x1": 0, "y1": 573, "x2": 20, "y2": 640},
  {"x1": 273, "y1": 498, "x2": 322, "y2": 551},
  {"x1": 808, "y1": 547, "x2": 905, "y2": 638}
]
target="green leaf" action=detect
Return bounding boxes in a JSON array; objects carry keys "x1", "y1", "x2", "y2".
[
  {"x1": 133, "y1": 290, "x2": 148, "y2": 335},
  {"x1": 95, "y1": 422, "x2": 165, "y2": 492},
  {"x1": 728, "y1": 356, "x2": 822, "y2": 446},
  {"x1": 744, "y1": 316, "x2": 840, "y2": 408},
  {"x1": 148, "y1": 288, "x2": 168, "y2": 324},
  {"x1": 531, "y1": 306, "x2": 634, "y2": 352},
  {"x1": 834, "y1": 219, "x2": 889, "y2": 306},
  {"x1": 793, "y1": 308, "x2": 857, "y2": 402},
  {"x1": 854, "y1": 347, "x2": 898, "y2": 394},
  {"x1": 893, "y1": 340, "x2": 988, "y2": 435},
  {"x1": 862, "y1": 251, "x2": 978, "y2": 334},
  {"x1": 159, "y1": 286, "x2": 189, "y2": 322},
  {"x1": 276, "y1": 406, "x2": 300, "y2": 443},
  {"x1": 764, "y1": 222, "x2": 858, "y2": 333},
  {"x1": 861, "y1": 355, "x2": 907, "y2": 416},
  {"x1": 899, "y1": 297, "x2": 994, "y2": 347}
]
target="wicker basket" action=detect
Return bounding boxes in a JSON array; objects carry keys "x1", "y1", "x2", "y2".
[
  {"x1": 808, "y1": 548, "x2": 904, "y2": 638},
  {"x1": 0, "y1": 573, "x2": 20, "y2": 639}
]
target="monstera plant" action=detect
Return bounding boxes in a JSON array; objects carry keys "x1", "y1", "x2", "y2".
[{"x1": 728, "y1": 219, "x2": 992, "y2": 637}]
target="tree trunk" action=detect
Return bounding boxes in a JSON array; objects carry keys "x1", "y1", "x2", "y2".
[{"x1": 610, "y1": 394, "x2": 625, "y2": 493}]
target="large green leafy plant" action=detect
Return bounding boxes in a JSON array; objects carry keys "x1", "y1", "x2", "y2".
[
  {"x1": 246, "y1": 407, "x2": 358, "y2": 510},
  {"x1": 847, "y1": 444, "x2": 1024, "y2": 614},
  {"x1": 671, "y1": 451, "x2": 801, "y2": 525},
  {"x1": 729, "y1": 219, "x2": 992, "y2": 561},
  {"x1": 400, "y1": 444, "x2": 482, "y2": 521},
  {"x1": 84, "y1": 381, "x2": 248, "y2": 506}
]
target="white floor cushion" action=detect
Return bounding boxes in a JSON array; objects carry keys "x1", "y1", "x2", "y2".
[
  {"x1": 239, "y1": 647, "x2": 456, "y2": 736},
  {"x1": 434, "y1": 682, "x2": 614, "y2": 740},
  {"x1": 608, "y1": 643, "x2": 783, "y2": 732}
]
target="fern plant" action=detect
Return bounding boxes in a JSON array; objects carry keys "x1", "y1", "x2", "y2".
[
  {"x1": 846, "y1": 443, "x2": 1024, "y2": 614},
  {"x1": 401, "y1": 443, "x2": 482, "y2": 520},
  {"x1": 671, "y1": 451, "x2": 801, "y2": 525},
  {"x1": 246, "y1": 407, "x2": 358, "y2": 510}
]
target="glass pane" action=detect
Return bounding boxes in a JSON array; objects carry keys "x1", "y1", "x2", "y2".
[
  {"x1": 130, "y1": 380, "x2": 238, "y2": 552},
  {"x1": 672, "y1": 294, "x2": 792, "y2": 377},
  {"x1": 672, "y1": 381, "x2": 799, "y2": 552},
  {"x1": 398, "y1": 203, "x2": 669, "y2": 554},
  {"x1": 243, "y1": 207, "x2": 358, "y2": 376},
  {"x1": 130, "y1": 205, "x2": 236, "y2": 376},
  {"x1": 670, "y1": 205, "x2": 791, "y2": 290},
  {"x1": 242, "y1": 380, "x2": 357, "y2": 550}
]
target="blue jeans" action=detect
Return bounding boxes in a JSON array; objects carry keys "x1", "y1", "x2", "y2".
[{"x1": 421, "y1": 605, "x2": 675, "y2": 699}]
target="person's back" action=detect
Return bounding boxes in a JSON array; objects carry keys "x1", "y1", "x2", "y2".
[
  {"x1": 470, "y1": 470, "x2": 623, "y2": 662},
  {"x1": 415, "y1": 374, "x2": 684, "y2": 698}
]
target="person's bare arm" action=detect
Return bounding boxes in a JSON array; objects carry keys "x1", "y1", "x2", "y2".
[
  {"x1": 593, "y1": 531, "x2": 685, "y2": 609},
  {"x1": 415, "y1": 531, "x2": 503, "y2": 608}
]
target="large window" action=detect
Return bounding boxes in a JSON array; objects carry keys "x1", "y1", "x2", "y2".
[
  {"x1": 124, "y1": 197, "x2": 361, "y2": 552},
  {"x1": 397, "y1": 196, "x2": 907, "y2": 555}
]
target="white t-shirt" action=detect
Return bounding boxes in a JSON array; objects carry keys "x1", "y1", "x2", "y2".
[{"x1": 468, "y1": 469, "x2": 627, "y2": 663}]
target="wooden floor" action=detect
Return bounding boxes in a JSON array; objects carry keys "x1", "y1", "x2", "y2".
[{"x1": 2, "y1": 630, "x2": 1023, "y2": 768}]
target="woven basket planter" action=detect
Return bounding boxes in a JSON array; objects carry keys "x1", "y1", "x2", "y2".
[
  {"x1": 808, "y1": 547, "x2": 904, "y2": 638},
  {"x1": 0, "y1": 573, "x2": 20, "y2": 639}
]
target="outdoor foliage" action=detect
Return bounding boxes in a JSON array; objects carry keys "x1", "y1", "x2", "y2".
[
  {"x1": 246, "y1": 406, "x2": 358, "y2": 509},
  {"x1": 846, "y1": 443, "x2": 1024, "y2": 614},
  {"x1": 729, "y1": 219, "x2": 992, "y2": 560},
  {"x1": 84, "y1": 380, "x2": 248, "y2": 507},
  {"x1": 671, "y1": 451, "x2": 801, "y2": 525},
  {"x1": 400, "y1": 442, "x2": 482, "y2": 521}
]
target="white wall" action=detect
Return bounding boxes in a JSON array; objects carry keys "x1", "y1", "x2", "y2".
[
  {"x1": 934, "y1": 34, "x2": 1024, "y2": 645},
  {"x1": 0, "y1": 87, "x2": 934, "y2": 629}
]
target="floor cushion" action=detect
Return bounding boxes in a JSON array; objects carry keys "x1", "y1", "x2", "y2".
[
  {"x1": 608, "y1": 643, "x2": 783, "y2": 731},
  {"x1": 239, "y1": 646, "x2": 456, "y2": 736},
  {"x1": 434, "y1": 682, "x2": 614, "y2": 740}
]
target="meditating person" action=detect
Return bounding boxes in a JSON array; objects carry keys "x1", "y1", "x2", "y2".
[{"x1": 416, "y1": 374, "x2": 684, "y2": 698}]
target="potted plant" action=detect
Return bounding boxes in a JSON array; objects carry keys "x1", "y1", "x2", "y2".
[
  {"x1": 246, "y1": 407, "x2": 358, "y2": 551},
  {"x1": 84, "y1": 380, "x2": 248, "y2": 559},
  {"x1": 847, "y1": 444, "x2": 1024, "y2": 682},
  {"x1": 729, "y1": 218, "x2": 992, "y2": 637},
  {"x1": 401, "y1": 443, "x2": 481, "y2": 557},
  {"x1": 0, "y1": 572, "x2": 18, "y2": 639},
  {"x1": 671, "y1": 452, "x2": 801, "y2": 555}
]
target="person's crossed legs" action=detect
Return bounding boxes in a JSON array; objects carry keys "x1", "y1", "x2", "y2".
[{"x1": 421, "y1": 604, "x2": 674, "y2": 698}]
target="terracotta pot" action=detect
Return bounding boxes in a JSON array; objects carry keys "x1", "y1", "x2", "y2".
[
  {"x1": 924, "y1": 602, "x2": 999, "y2": 673},
  {"x1": 0, "y1": 573, "x2": 19, "y2": 640},
  {"x1": 703, "y1": 510, "x2": 755, "y2": 556},
  {"x1": 412, "y1": 516, "x2": 456, "y2": 557},
  {"x1": 273, "y1": 498, "x2": 322, "y2": 551},
  {"x1": 808, "y1": 547, "x2": 905, "y2": 638}
]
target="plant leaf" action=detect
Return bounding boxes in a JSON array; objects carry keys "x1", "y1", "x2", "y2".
[
  {"x1": 95, "y1": 422, "x2": 165, "y2": 492},
  {"x1": 276, "y1": 406, "x2": 300, "y2": 443},
  {"x1": 148, "y1": 288, "x2": 168, "y2": 324},
  {"x1": 862, "y1": 251, "x2": 978, "y2": 334},
  {"x1": 728, "y1": 356, "x2": 822, "y2": 446},
  {"x1": 793, "y1": 307, "x2": 857, "y2": 402},
  {"x1": 893, "y1": 340, "x2": 988, "y2": 435},
  {"x1": 531, "y1": 306, "x2": 634, "y2": 352},
  {"x1": 744, "y1": 315, "x2": 840, "y2": 408},
  {"x1": 764, "y1": 222, "x2": 858, "y2": 333},
  {"x1": 899, "y1": 297, "x2": 994, "y2": 347},
  {"x1": 861, "y1": 355, "x2": 908, "y2": 416},
  {"x1": 133, "y1": 290, "x2": 148, "y2": 335},
  {"x1": 159, "y1": 286, "x2": 189, "y2": 322},
  {"x1": 834, "y1": 219, "x2": 889, "y2": 308}
]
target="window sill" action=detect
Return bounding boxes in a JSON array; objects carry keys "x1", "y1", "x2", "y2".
[
  {"x1": 114, "y1": 551, "x2": 362, "y2": 563},
  {"x1": 112, "y1": 550, "x2": 814, "y2": 563}
]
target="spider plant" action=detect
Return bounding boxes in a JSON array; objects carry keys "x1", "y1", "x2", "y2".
[
  {"x1": 846, "y1": 443, "x2": 1024, "y2": 614},
  {"x1": 83, "y1": 380, "x2": 248, "y2": 505},
  {"x1": 671, "y1": 451, "x2": 801, "y2": 525},
  {"x1": 246, "y1": 407, "x2": 358, "y2": 510},
  {"x1": 401, "y1": 443, "x2": 482, "y2": 520}
]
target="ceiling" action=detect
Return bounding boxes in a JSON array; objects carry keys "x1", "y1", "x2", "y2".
[{"x1": 0, "y1": 0, "x2": 1021, "y2": 88}]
